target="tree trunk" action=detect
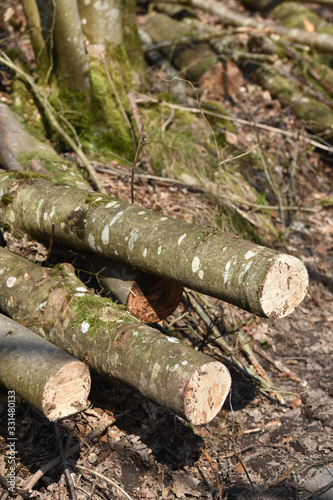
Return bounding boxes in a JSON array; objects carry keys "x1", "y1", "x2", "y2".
[
  {"x1": 53, "y1": 0, "x2": 90, "y2": 94},
  {"x1": 0, "y1": 248, "x2": 231, "y2": 425},
  {"x1": 0, "y1": 171, "x2": 308, "y2": 319},
  {"x1": 77, "y1": 0, "x2": 123, "y2": 49},
  {"x1": 0, "y1": 313, "x2": 90, "y2": 420},
  {"x1": 0, "y1": 101, "x2": 183, "y2": 322}
]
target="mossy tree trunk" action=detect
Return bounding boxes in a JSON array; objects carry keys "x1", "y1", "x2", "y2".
[{"x1": 19, "y1": 0, "x2": 146, "y2": 159}]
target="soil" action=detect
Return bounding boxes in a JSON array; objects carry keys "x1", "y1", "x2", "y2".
[{"x1": 0, "y1": 0, "x2": 333, "y2": 499}]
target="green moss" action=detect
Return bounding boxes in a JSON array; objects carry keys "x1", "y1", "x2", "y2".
[
  {"x1": 70, "y1": 293, "x2": 137, "y2": 339},
  {"x1": 84, "y1": 192, "x2": 117, "y2": 207},
  {"x1": 84, "y1": 57, "x2": 135, "y2": 160},
  {"x1": 0, "y1": 193, "x2": 13, "y2": 206}
]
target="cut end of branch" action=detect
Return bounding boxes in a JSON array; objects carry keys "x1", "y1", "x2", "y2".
[
  {"x1": 42, "y1": 361, "x2": 91, "y2": 421},
  {"x1": 184, "y1": 361, "x2": 231, "y2": 425},
  {"x1": 127, "y1": 276, "x2": 183, "y2": 323},
  {"x1": 260, "y1": 254, "x2": 309, "y2": 319}
]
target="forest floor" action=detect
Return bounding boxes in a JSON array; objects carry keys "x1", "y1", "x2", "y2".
[{"x1": 0, "y1": 0, "x2": 333, "y2": 499}]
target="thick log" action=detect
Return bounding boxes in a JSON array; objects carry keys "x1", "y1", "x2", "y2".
[
  {"x1": 0, "y1": 102, "x2": 183, "y2": 322},
  {"x1": 0, "y1": 248, "x2": 231, "y2": 425},
  {"x1": 0, "y1": 314, "x2": 90, "y2": 420},
  {"x1": 0, "y1": 172, "x2": 308, "y2": 319}
]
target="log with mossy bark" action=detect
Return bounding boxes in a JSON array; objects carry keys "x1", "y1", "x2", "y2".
[
  {"x1": 0, "y1": 102, "x2": 183, "y2": 323},
  {"x1": 0, "y1": 313, "x2": 90, "y2": 420},
  {"x1": 0, "y1": 247, "x2": 231, "y2": 425},
  {"x1": 0, "y1": 171, "x2": 308, "y2": 318}
]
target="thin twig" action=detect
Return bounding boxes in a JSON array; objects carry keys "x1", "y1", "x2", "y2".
[
  {"x1": 69, "y1": 464, "x2": 134, "y2": 500},
  {"x1": 24, "y1": 417, "x2": 115, "y2": 492},
  {"x1": 54, "y1": 423, "x2": 77, "y2": 500},
  {"x1": 133, "y1": 92, "x2": 333, "y2": 154}
]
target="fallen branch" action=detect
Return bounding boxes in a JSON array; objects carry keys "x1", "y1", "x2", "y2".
[
  {"x1": 0, "y1": 313, "x2": 90, "y2": 420},
  {"x1": 0, "y1": 248, "x2": 231, "y2": 425},
  {"x1": 0, "y1": 171, "x2": 308, "y2": 319},
  {"x1": 154, "y1": 0, "x2": 333, "y2": 52}
]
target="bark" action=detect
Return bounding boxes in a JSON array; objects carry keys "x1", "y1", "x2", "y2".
[
  {"x1": 0, "y1": 172, "x2": 308, "y2": 319},
  {"x1": 0, "y1": 313, "x2": 90, "y2": 420},
  {"x1": 145, "y1": 13, "x2": 219, "y2": 81},
  {"x1": 0, "y1": 101, "x2": 182, "y2": 322},
  {"x1": 160, "y1": 0, "x2": 333, "y2": 52},
  {"x1": 77, "y1": 0, "x2": 123, "y2": 49},
  {"x1": 53, "y1": 0, "x2": 90, "y2": 94},
  {"x1": 21, "y1": 0, "x2": 50, "y2": 81},
  {"x1": 0, "y1": 248, "x2": 231, "y2": 425}
]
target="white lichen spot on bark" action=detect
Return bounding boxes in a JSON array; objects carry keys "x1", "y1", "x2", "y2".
[
  {"x1": 105, "y1": 201, "x2": 117, "y2": 208},
  {"x1": 81, "y1": 321, "x2": 90, "y2": 333},
  {"x1": 178, "y1": 234, "x2": 187, "y2": 245},
  {"x1": 222, "y1": 246, "x2": 227, "y2": 252},
  {"x1": 157, "y1": 246, "x2": 162, "y2": 255},
  {"x1": 50, "y1": 206, "x2": 56, "y2": 218},
  {"x1": 82, "y1": 17, "x2": 87, "y2": 24},
  {"x1": 128, "y1": 229, "x2": 139, "y2": 251},
  {"x1": 167, "y1": 337, "x2": 179, "y2": 343},
  {"x1": 72, "y1": 334, "x2": 76, "y2": 341},
  {"x1": 245, "y1": 250, "x2": 257, "y2": 260},
  {"x1": 101, "y1": 225, "x2": 109, "y2": 245},
  {"x1": 223, "y1": 260, "x2": 231, "y2": 284},
  {"x1": 114, "y1": 250, "x2": 119, "y2": 256},
  {"x1": 110, "y1": 8, "x2": 120, "y2": 19},
  {"x1": 181, "y1": 360, "x2": 188, "y2": 365},
  {"x1": 95, "y1": 197, "x2": 102, "y2": 202},
  {"x1": 36, "y1": 199, "x2": 44, "y2": 226},
  {"x1": 151, "y1": 362, "x2": 161, "y2": 380},
  {"x1": 198, "y1": 270, "x2": 204, "y2": 280},
  {"x1": 109, "y1": 211, "x2": 124, "y2": 227},
  {"x1": 192, "y1": 256, "x2": 200, "y2": 273},
  {"x1": 143, "y1": 248, "x2": 147, "y2": 258},
  {"x1": 88, "y1": 233, "x2": 96, "y2": 250},
  {"x1": 138, "y1": 211, "x2": 145, "y2": 215},
  {"x1": 76, "y1": 287, "x2": 87, "y2": 292},
  {"x1": 160, "y1": 217, "x2": 168, "y2": 221},
  {"x1": 238, "y1": 261, "x2": 253, "y2": 284},
  {"x1": 6, "y1": 277, "x2": 16, "y2": 288},
  {"x1": 38, "y1": 301, "x2": 47, "y2": 310},
  {"x1": 132, "y1": 331, "x2": 139, "y2": 336},
  {"x1": 97, "y1": 245, "x2": 102, "y2": 253},
  {"x1": 43, "y1": 212, "x2": 48, "y2": 220},
  {"x1": 170, "y1": 364, "x2": 179, "y2": 372},
  {"x1": 8, "y1": 210, "x2": 15, "y2": 222}
]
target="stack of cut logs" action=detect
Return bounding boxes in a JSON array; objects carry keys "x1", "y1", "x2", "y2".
[{"x1": 0, "y1": 103, "x2": 308, "y2": 425}]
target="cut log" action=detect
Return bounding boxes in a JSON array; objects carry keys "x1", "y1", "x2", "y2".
[
  {"x1": 88, "y1": 256, "x2": 184, "y2": 323},
  {"x1": 0, "y1": 101, "x2": 183, "y2": 322},
  {"x1": 0, "y1": 314, "x2": 90, "y2": 420},
  {"x1": 0, "y1": 172, "x2": 308, "y2": 319},
  {"x1": 0, "y1": 248, "x2": 231, "y2": 425}
]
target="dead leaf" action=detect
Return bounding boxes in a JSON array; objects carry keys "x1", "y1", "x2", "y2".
[
  {"x1": 171, "y1": 473, "x2": 202, "y2": 497},
  {"x1": 290, "y1": 397, "x2": 302, "y2": 409},
  {"x1": 234, "y1": 462, "x2": 247, "y2": 474}
]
